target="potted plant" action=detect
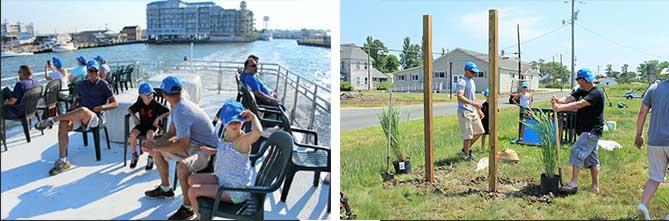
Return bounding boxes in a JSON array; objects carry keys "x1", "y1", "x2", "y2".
[
  {"x1": 522, "y1": 109, "x2": 560, "y2": 195},
  {"x1": 378, "y1": 105, "x2": 411, "y2": 174}
]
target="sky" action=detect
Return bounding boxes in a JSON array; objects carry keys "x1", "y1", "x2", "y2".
[
  {"x1": 341, "y1": 0, "x2": 669, "y2": 74},
  {"x1": 0, "y1": 0, "x2": 335, "y2": 33}
]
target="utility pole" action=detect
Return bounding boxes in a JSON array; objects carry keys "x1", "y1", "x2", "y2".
[
  {"x1": 517, "y1": 24, "x2": 522, "y2": 80},
  {"x1": 449, "y1": 62, "x2": 453, "y2": 99},
  {"x1": 597, "y1": 65, "x2": 600, "y2": 76},
  {"x1": 423, "y1": 14, "x2": 434, "y2": 183},
  {"x1": 570, "y1": 0, "x2": 576, "y2": 90}
]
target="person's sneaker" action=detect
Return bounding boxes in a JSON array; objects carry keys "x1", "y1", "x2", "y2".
[
  {"x1": 637, "y1": 203, "x2": 651, "y2": 220},
  {"x1": 168, "y1": 205, "x2": 194, "y2": 220},
  {"x1": 145, "y1": 185, "x2": 175, "y2": 199},
  {"x1": 35, "y1": 118, "x2": 55, "y2": 130},
  {"x1": 129, "y1": 152, "x2": 139, "y2": 169},
  {"x1": 48, "y1": 159, "x2": 71, "y2": 176},
  {"x1": 465, "y1": 154, "x2": 475, "y2": 161},
  {"x1": 145, "y1": 156, "x2": 154, "y2": 170}
]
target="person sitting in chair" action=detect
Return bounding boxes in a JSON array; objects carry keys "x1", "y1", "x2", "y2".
[
  {"x1": 187, "y1": 101, "x2": 262, "y2": 219},
  {"x1": 2, "y1": 65, "x2": 39, "y2": 118},
  {"x1": 35, "y1": 60, "x2": 119, "y2": 176},
  {"x1": 127, "y1": 83, "x2": 170, "y2": 169},
  {"x1": 239, "y1": 57, "x2": 283, "y2": 108}
]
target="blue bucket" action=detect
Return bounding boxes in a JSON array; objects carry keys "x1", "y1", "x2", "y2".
[{"x1": 522, "y1": 119, "x2": 557, "y2": 145}]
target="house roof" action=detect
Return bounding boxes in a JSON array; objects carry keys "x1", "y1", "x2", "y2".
[
  {"x1": 340, "y1": 43, "x2": 373, "y2": 61},
  {"x1": 394, "y1": 47, "x2": 538, "y2": 76}
]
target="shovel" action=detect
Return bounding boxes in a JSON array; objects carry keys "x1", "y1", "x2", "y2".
[{"x1": 552, "y1": 108, "x2": 563, "y2": 187}]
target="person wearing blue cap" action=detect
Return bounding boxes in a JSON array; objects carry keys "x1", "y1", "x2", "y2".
[
  {"x1": 70, "y1": 55, "x2": 88, "y2": 84},
  {"x1": 126, "y1": 82, "x2": 170, "y2": 169},
  {"x1": 457, "y1": 61, "x2": 485, "y2": 161},
  {"x1": 35, "y1": 59, "x2": 118, "y2": 176},
  {"x1": 188, "y1": 101, "x2": 263, "y2": 219},
  {"x1": 634, "y1": 67, "x2": 669, "y2": 220},
  {"x1": 552, "y1": 68, "x2": 605, "y2": 194},
  {"x1": 141, "y1": 76, "x2": 219, "y2": 220},
  {"x1": 94, "y1": 55, "x2": 112, "y2": 82},
  {"x1": 512, "y1": 81, "x2": 533, "y2": 108},
  {"x1": 45, "y1": 56, "x2": 70, "y2": 98},
  {"x1": 240, "y1": 57, "x2": 283, "y2": 108}
]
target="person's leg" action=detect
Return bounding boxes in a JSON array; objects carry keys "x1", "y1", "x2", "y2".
[
  {"x1": 463, "y1": 139, "x2": 472, "y2": 156},
  {"x1": 151, "y1": 151, "x2": 170, "y2": 186},
  {"x1": 57, "y1": 120, "x2": 73, "y2": 158},
  {"x1": 129, "y1": 129, "x2": 140, "y2": 153},
  {"x1": 590, "y1": 166, "x2": 600, "y2": 193},
  {"x1": 187, "y1": 174, "x2": 219, "y2": 217},
  {"x1": 36, "y1": 107, "x2": 93, "y2": 130},
  {"x1": 179, "y1": 149, "x2": 212, "y2": 207},
  {"x1": 188, "y1": 184, "x2": 231, "y2": 219},
  {"x1": 569, "y1": 164, "x2": 580, "y2": 187},
  {"x1": 480, "y1": 134, "x2": 487, "y2": 151},
  {"x1": 176, "y1": 162, "x2": 193, "y2": 206},
  {"x1": 641, "y1": 180, "x2": 660, "y2": 206}
]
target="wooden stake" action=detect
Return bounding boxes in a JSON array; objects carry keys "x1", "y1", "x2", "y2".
[
  {"x1": 423, "y1": 14, "x2": 434, "y2": 183},
  {"x1": 488, "y1": 9, "x2": 499, "y2": 192},
  {"x1": 553, "y1": 109, "x2": 562, "y2": 181}
]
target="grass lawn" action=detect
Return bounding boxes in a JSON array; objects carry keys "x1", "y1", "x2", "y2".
[
  {"x1": 341, "y1": 91, "x2": 668, "y2": 219},
  {"x1": 341, "y1": 90, "x2": 483, "y2": 108}
]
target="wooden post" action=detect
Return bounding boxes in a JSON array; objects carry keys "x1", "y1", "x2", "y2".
[
  {"x1": 423, "y1": 14, "x2": 434, "y2": 183},
  {"x1": 488, "y1": 9, "x2": 499, "y2": 192}
]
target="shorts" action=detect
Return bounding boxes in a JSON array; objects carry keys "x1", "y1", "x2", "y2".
[
  {"x1": 72, "y1": 113, "x2": 102, "y2": 131},
  {"x1": 569, "y1": 132, "x2": 600, "y2": 168},
  {"x1": 161, "y1": 147, "x2": 211, "y2": 173},
  {"x1": 132, "y1": 124, "x2": 158, "y2": 136},
  {"x1": 458, "y1": 111, "x2": 484, "y2": 140},
  {"x1": 647, "y1": 145, "x2": 669, "y2": 183}
]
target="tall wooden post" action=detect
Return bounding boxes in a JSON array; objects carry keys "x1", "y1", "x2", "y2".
[
  {"x1": 488, "y1": 9, "x2": 499, "y2": 192},
  {"x1": 423, "y1": 14, "x2": 434, "y2": 183}
]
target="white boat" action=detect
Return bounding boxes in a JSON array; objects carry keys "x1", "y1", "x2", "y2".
[
  {"x1": 260, "y1": 30, "x2": 273, "y2": 41},
  {"x1": 51, "y1": 42, "x2": 77, "y2": 52},
  {"x1": 1, "y1": 50, "x2": 34, "y2": 58}
]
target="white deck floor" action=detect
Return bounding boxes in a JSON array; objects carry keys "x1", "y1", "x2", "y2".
[{"x1": 1, "y1": 87, "x2": 330, "y2": 220}]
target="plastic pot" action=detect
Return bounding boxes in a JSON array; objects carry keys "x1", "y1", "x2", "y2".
[
  {"x1": 540, "y1": 173, "x2": 561, "y2": 195},
  {"x1": 393, "y1": 159, "x2": 412, "y2": 174}
]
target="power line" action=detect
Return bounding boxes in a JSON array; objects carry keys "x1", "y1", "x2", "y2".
[
  {"x1": 574, "y1": 21, "x2": 669, "y2": 60},
  {"x1": 502, "y1": 24, "x2": 567, "y2": 51}
]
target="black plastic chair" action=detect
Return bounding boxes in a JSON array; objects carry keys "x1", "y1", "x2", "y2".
[
  {"x1": 197, "y1": 131, "x2": 294, "y2": 221},
  {"x1": 123, "y1": 88, "x2": 169, "y2": 166},
  {"x1": 239, "y1": 84, "x2": 283, "y2": 122},
  {"x1": 121, "y1": 64, "x2": 135, "y2": 89},
  {"x1": 37, "y1": 80, "x2": 62, "y2": 120},
  {"x1": 59, "y1": 83, "x2": 79, "y2": 111},
  {"x1": 250, "y1": 111, "x2": 319, "y2": 166},
  {"x1": 70, "y1": 97, "x2": 112, "y2": 161},
  {"x1": 1, "y1": 86, "x2": 43, "y2": 145}
]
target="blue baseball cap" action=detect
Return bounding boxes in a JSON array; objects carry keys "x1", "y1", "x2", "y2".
[
  {"x1": 94, "y1": 55, "x2": 105, "y2": 63},
  {"x1": 219, "y1": 101, "x2": 245, "y2": 128},
  {"x1": 520, "y1": 81, "x2": 529, "y2": 88},
  {"x1": 464, "y1": 61, "x2": 480, "y2": 73},
  {"x1": 576, "y1": 68, "x2": 595, "y2": 83},
  {"x1": 86, "y1": 60, "x2": 100, "y2": 71},
  {"x1": 138, "y1": 82, "x2": 155, "y2": 95},
  {"x1": 52, "y1": 57, "x2": 63, "y2": 69},
  {"x1": 483, "y1": 88, "x2": 489, "y2": 97},
  {"x1": 160, "y1": 76, "x2": 182, "y2": 94},
  {"x1": 76, "y1": 55, "x2": 86, "y2": 64}
]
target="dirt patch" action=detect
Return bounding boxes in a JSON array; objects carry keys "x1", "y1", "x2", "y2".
[{"x1": 383, "y1": 170, "x2": 558, "y2": 205}]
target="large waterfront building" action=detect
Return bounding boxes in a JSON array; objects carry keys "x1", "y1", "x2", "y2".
[
  {"x1": 146, "y1": 0, "x2": 255, "y2": 42},
  {"x1": 120, "y1": 26, "x2": 144, "y2": 41},
  {"x1": 1, "y1": 20, "x2": 35, "y2": 44}
]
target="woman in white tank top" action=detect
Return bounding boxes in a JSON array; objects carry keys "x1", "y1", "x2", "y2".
[
  {"x1": 513, "y1": 82, "x2": 533, "y2": 108},
  {"x1": 45, "y1": 57, "x2": 69, "y2": 97}
]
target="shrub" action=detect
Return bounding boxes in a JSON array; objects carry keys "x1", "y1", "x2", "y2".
[
  {"x1": 376, "y1": 81, "x2": 393, "y2": 91},
  {"x1": 378, "y1": 105, "x2": 406, "y2": 161},
  {"x1": 522, "y1": 109, "x2": 558, "y2": 177},
  {"x1": 341, "y1": 81, "x2": 353, "y2": 91}
]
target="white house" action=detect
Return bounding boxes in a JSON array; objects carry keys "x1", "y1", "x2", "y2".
[
  {"x1": 392, "y1": 48, "x2": 540, "y2": 94},
  {"x1": 597, "y1": 77, "x2": 618, "y2": 86},
  {"x1": 340, "y1": 43, "x2": 390, "y2": 90}
]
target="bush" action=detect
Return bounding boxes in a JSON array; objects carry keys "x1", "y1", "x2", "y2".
[
  {"x1": 376, "y1": 81, "x2": 393, "y2": 90},
  {"x1": 378, "y1": 105, "x2": 406, "y2": 161},
  {"x1": 341, "y1": 81, "x2": 353, "y2": 91}
]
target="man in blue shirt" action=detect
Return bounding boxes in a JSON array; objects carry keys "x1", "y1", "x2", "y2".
[
  {"x1": 35, "y1": 60, "x2": 119, "y2": 176},
  {"x1": 240, "y1": 58, "x2": 281, "y2": 106},
  {"x1": 2, "y1": 65, "x2": 39, "y2": 118},
  {"x1": 70, "y1": 55, "x2": 88, "y2": 84},
  {"x1": 457, "y1": 61, "x2": 485, "y2": 161}
]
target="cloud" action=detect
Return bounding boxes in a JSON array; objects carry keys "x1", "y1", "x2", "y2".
[{"x1": 459, "y1": 7, "x2": 558, "y2": 50}]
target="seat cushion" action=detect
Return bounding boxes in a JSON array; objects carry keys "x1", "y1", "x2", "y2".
[{"x1": 292, "y1": 149, "x2": 328, "y2": 168}]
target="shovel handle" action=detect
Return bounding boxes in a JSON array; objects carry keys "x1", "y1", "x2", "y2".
[{"x1": 552, "y1": 109, "x2": 562, "y2": 180}]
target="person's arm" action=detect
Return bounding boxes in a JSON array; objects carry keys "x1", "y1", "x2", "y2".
[
  {"x1": 457, "y1": 91, "x2": 480, "y2": 109},
  {"x1": 635, "y1": 104, "x2": 650, "y2": 149},
  {"x1": 551, "y1": 95, "x2": 576, "y2": 104},
  {"x1": 153, "y1": 112, "x2": 170, "y2": 127},
  {"x1": 95, "y1": 96, "x2": 119, "y2": 112},
  {"x1": 45, "y1": 64, "x2": 52, "y2": 80},
  {"x1": 553, "y1": 99, "x2": 590, "y2": 111},
  {"x1": 512, "y1": 93, "x2": 520, "y2": 104},
  {"x1": 234, "y1": 110, "x2": 263, "y2": 153},
  {"x1": 128, "y1": 102, "x2": 141, "y2": 125},
  {"x1": 254, "y1": 91, "x2": 280, "y2": 104}
]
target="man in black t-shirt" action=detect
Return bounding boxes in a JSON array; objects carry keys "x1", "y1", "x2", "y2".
[
  {"x1": 552, "y1": 68, "x2": 605, "y2": 194},
  {"x1": 127, "y1": 83, "x2": 170, "y2": 169}
]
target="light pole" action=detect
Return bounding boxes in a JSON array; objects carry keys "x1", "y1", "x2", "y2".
[{"x1": 564, "y1": 0, "x2": 584, "y2": 91}]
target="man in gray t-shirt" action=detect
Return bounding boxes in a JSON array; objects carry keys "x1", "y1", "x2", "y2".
[
  {"x1": 456, "y1": 61, "x2": 485, "y2": 161},
  {"x1": 142, "y1": 76, "x2": 219, "y2": 220},
  {"x1": 634, "y1": 76, "x2": 669, "y2": 220}
]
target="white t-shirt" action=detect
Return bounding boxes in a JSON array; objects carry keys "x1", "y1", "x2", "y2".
[{"x1": 49, "y1": 70, "x2": 69, "y2": 95}]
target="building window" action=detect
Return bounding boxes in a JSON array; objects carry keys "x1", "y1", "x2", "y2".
[
  {"x1": 398, "y1": 75, "x2": 406, "y2": 81},
  {"x1": 356, "y1": 77, "x2": 361, "y2": 85},
  {"x1": 477, "y1": 71, "x2": 485, "y2": 78},
  {"x1": 411, "y1": 74, "x2": 419, "y2": 81},
  {"x1": 434, "y1": 71, "x2": 445, "y2": 78},
  {"x1": 364, "y1": 77, "x2": 368, "y2": 85}
]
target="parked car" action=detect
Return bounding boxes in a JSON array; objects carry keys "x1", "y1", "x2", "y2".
[{"x1": 625, "y1": 90, "x2": 641, "y2": 99}]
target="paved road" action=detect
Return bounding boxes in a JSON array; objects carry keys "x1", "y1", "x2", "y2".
[{"x1": 340, "y1": 91, "x2": 568, "y2": 131}]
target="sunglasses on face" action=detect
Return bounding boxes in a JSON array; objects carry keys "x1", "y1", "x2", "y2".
[{"x1": 250, "y1": 64, "x2": 257, "y2": 68}]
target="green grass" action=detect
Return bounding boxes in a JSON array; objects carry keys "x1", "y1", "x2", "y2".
[
  {"x1": 341, "y1": 96, "x2": 669, "y2": 219},
  {"x1": 341, "y1": 90, "x2": 482, "y2": 108}
]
